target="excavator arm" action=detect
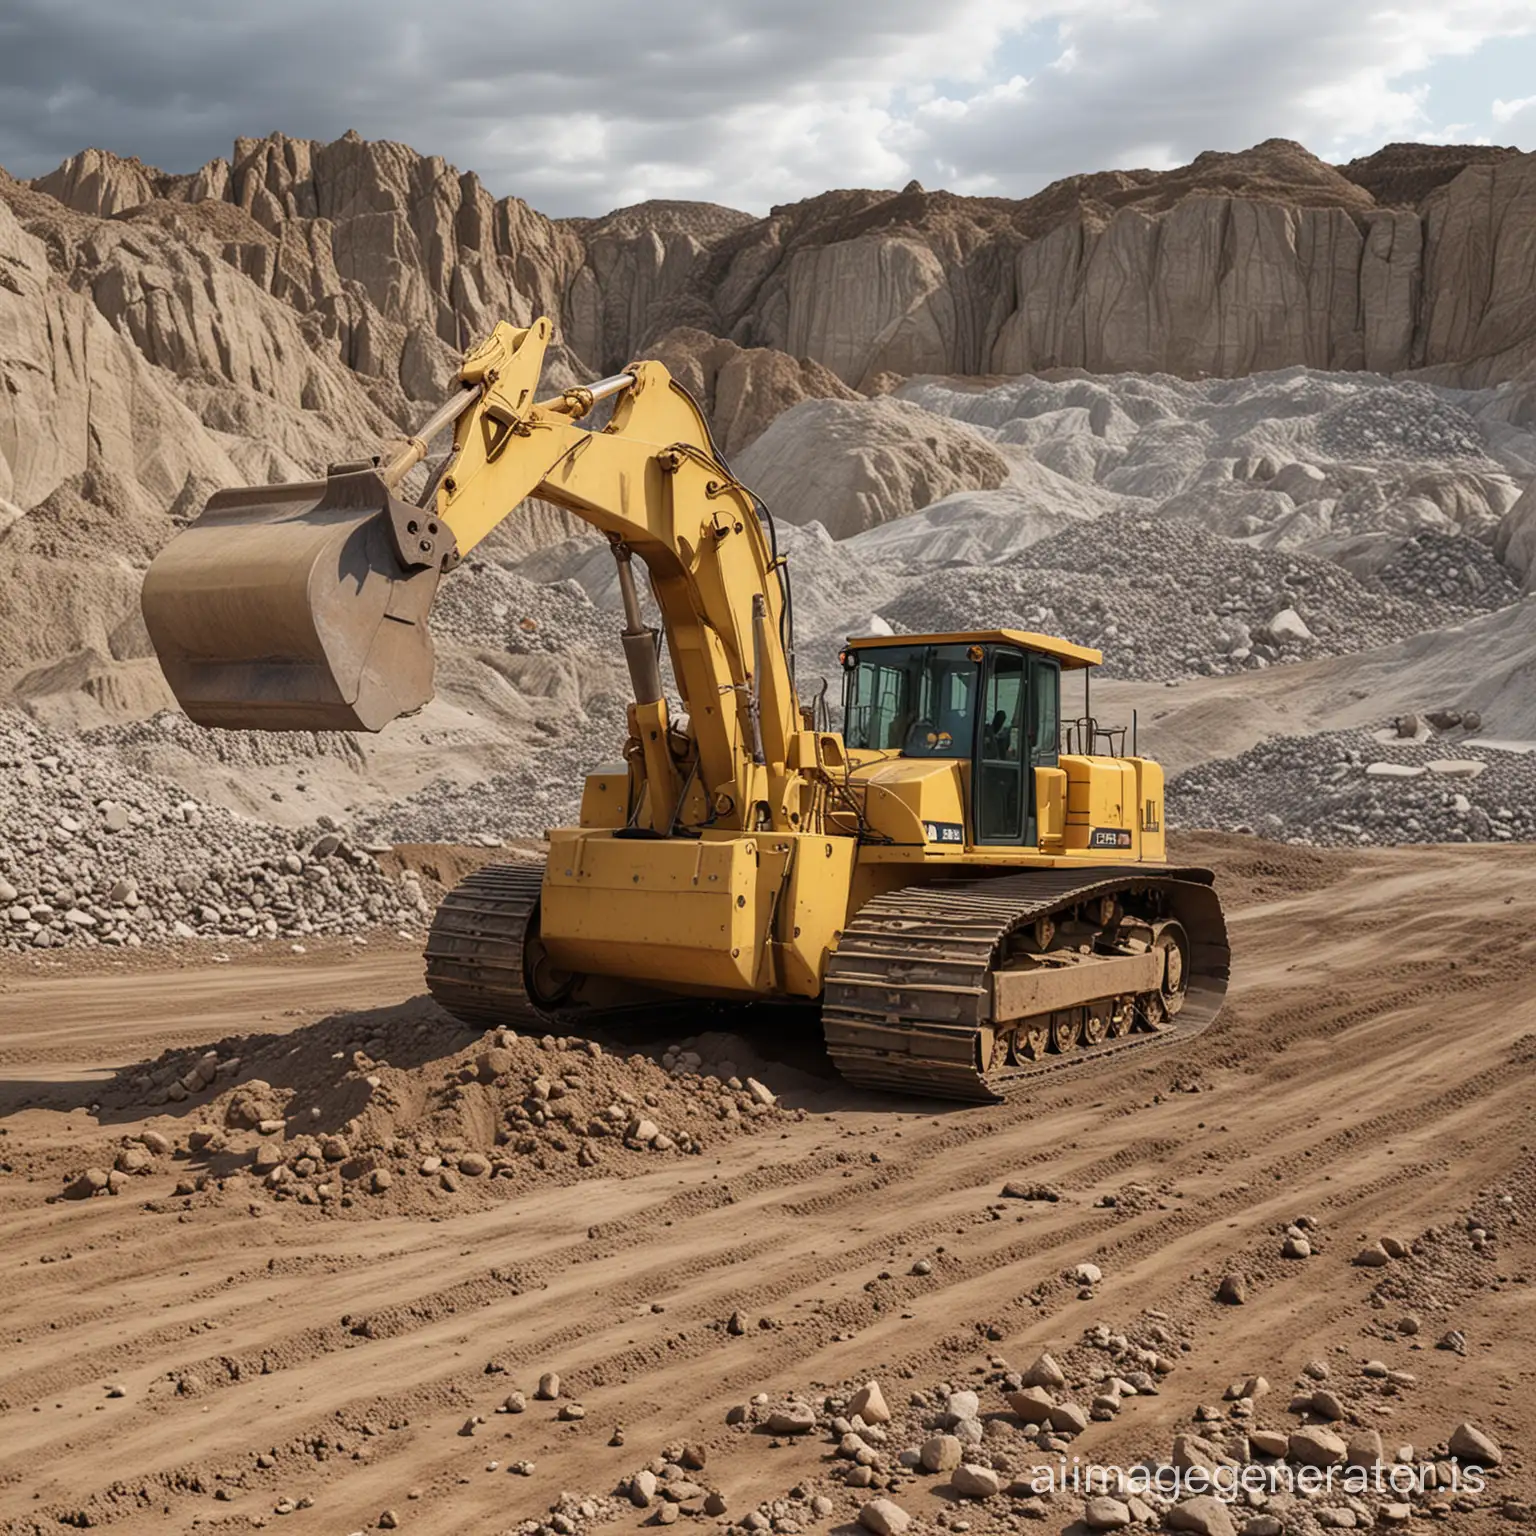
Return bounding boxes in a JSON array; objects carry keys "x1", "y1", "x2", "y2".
[{"x1": 142, "y1": 318, "x2": 830, "y2": 837}]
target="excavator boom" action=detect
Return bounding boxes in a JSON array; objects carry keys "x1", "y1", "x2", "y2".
[{"x1": 142, "y1": 318, "x2": 812, "y2": 835}]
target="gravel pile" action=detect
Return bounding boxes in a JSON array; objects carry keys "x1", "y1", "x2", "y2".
[
  {"x1": 354, "y1": 692, "x2": 630, "y2": 844},
  {"x1": 880, "y1": 513, "x2": 1501, "y2": 681},
  {"x1": 79, "y1": 710, "x2": 364, "y2": 772},
  {"x1": 1168, "y1": 724, "x2": 1536, "y2": 846},
  {"x1": 0, "y1": 711, "x2": 426, "y2": 953},
  {"x1": 433, "y1": 559, "x2": 617, "y2": 655},
  {"x1": 1313, "y1": 384, "x2": 1489, "y2": 462},
  {"x1": 1366, "y1": 531, "x2": 1521, "y2": 609}
]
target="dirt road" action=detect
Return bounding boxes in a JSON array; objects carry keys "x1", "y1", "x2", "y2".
[{"x1": 1, "y1": 836, "x2": 1531, "y2": 1535}]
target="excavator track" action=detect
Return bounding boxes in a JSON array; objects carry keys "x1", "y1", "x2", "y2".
[
  {"x1": 427, "y1": 861, "x2": 1229, "y2": 1105},
  {"x1": 424, "y1": 861, "x2": 548, "y2": 1029},
  {"x1": 822, "y1": 867, "x2": 1229, "y2": 1102}
]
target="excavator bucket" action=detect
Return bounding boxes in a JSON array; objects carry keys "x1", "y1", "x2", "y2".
[{"x1": 141, "y1": 463, "x2": 447, "y2": 732}]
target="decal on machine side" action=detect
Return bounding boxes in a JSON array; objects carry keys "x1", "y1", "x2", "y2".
[
  {"x1": 923, "y1": 820, "x2": 965, "y2": 845},
  {"x1": 1090, "y1": 827, "x2": 1134, "y2": 849}
]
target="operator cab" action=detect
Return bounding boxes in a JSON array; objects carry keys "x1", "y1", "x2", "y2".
[{"x1": 841, "y1": 630, "x2": 1101, "y2": 846}]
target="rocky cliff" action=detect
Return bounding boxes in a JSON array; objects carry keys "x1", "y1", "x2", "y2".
[{"x1": 4, "y1": 130, "x2": 1536, "y2": 698}]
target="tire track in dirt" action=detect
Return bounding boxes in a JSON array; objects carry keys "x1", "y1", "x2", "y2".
[{"x1": 5, "y1": 840, "x2": 1536, "y2": 1534}]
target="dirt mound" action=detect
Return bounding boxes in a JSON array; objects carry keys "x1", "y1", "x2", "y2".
[{"x1": 70, "y1": 1004, "x2": 796, "y2": 1219}]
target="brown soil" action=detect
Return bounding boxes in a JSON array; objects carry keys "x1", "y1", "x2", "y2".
[{"x1": 1, "y1": 837, "x2": 1532, "y2": 1535}]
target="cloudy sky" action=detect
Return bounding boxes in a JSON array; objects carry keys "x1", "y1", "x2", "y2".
[{"x1": 1, "y1": 0, "x2": 1533, "y2": 217}]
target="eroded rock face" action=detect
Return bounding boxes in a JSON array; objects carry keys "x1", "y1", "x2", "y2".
[
  {"x1": 648, "y1": 327, "x2": 859, "y2": 455},
  {"x1": 6, "y1": 130, "x2": 1536, "y2": 702},
  {"x1": 734, "y1": 397, "x2": 1009, "y2": 538}
]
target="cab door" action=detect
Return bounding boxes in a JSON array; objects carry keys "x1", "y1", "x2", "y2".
[{"x1": 973, "y1": 648, "x2": 1027, "y2": 844}]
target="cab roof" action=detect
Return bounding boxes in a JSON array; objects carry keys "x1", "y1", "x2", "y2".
[{"x1": 844, "y1": 629, "x2": 1102, "y2": 671}]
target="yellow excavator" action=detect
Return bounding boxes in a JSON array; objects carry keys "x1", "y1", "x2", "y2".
[{"x1": 140, "y1": 318, "x2": 1227, "y2": 1100}]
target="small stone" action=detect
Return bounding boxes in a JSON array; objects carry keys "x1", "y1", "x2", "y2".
[
  {"x1": 1282, "y1": 1235, "x2": 1311, "y2": 1259},
  {"x1": 1168, "y1": 1496, "x2": 1237, "y2": 1536},
  {"x1": 1085, "y1": 1497, "x2": 1132, "y2": 1530},
  {"x1": 1002, "y1": 1179, "x2": 1062, "y2": 1200},
  {"x1": 1250, "y1": 1429, "x2": 1289, "y2": 1458},
  {"x1": 858, "y1": 1498, "x2": 910, "y2": 1536},
  {"x1": 745, "y1": 1077, "x2": 777, "y2": 1107},
  {"x1": 703, "y1": 1491, "x2": 727, "y2": 1516},
  {"x1": 1021, "y1": 1351, "x2": 1067, "y2": 1388},
  {"x1": 458, "y1": 1152, "x2": 490, "y2": 1177},
  {"x1": 1075, "y1": 1262, "x2": 1103, "y2": 1285},
  {"x1": 910, "y1": 1258, "x2": 933, "y2": 1275},
  {"x1": 920, "y1": 1434, "x2": 963, "y2": 1473},
  {"x1": 1379, "y1": 1505, "x2": 1412, "y2": 1525},
  {"x1": 764, "y1": 1402, "x2": 817, "y2": 1435},
  {"x1": 535, "y1": 1372, "x2": 560, "y2": 1400},
  {"x1": 1290, "y1": 1427, "x2": 1348, "y2": 1467},
  {"x1": 476, "y1": 1048, "x2": 513, "y2": 1082},
  {"x1": 1007, "y1": 1386, "x2": 1055, "y2": 1421},
  {"x1": 630, "y1": 1471, "x2": 658, "y2": 1508},
  {"x1": 1347, "y1": 1430, "x2": 1384, "y2": 1469},
  {"x1": 1447, "y1": 1422, "x2": 1502, "y2": 1466},
  {"x1": 378, "y1": 1513, "x2": 399, "y2": 1531},
  {"x1": 1244, "y1": 1519, "x2": 1282, "y2": 1536},
  {"x1": 1353, "y1": 1244, "x2": 1390, "y2": 1268},
  {"x1": 501, "y1": 1391, "x2": 526, "y2": 1414},
  {"x1": 952, "y1": 1464, "x2": 1001, "y2": 1499},
  {"x1": 850, "y1": 1380, "x2": 891, "y2": 1424},
  {"x1": 1048, "y1": 1402, "x2": 1089, "y2": 1434},
  {"x1": 1217, "y1": 1273, "x2": 1247, "y2": 1304},
  {"x1": 138, "y1": 1130, "x2": 173, "y2": 1156},
  {"x1": 1312, "y1": 1389, "x2": 1347, "y2": 1420}
]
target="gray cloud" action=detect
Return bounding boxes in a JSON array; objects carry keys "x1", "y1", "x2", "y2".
[{"x1": 0, "y1": 0, "x2": 1531, "y2": 216}]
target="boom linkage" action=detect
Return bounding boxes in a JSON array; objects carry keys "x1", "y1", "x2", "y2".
[{"x1": 417, "y1": 318, "x2": 824, "y2": 839}]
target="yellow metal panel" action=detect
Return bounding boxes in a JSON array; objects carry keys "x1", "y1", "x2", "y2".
[
  {"x1": 579, "y1": 765, "x2": 630, "y2": 829},
  {"x1": 1137, "y1": 758, "x2": 1166, "y2": 861},
  {"x1": 540, "y1": 829, "x2": 762, "y2": 993},
  {"x1": 844, "y1": 629, "x2": 1102, "y2": 669},
  {"x1": 775, "y1": 834, "x2": 858, "y2": 996},
  {"x1": 853, "y1": 758, "x2": 968, "y2": 846},
  {"x1": 1035, "y1": 766, "x2": 1066, "y2": 847},
  {"x1": 1061, "y1": 757, "x2": 1139, "y2": 856}
]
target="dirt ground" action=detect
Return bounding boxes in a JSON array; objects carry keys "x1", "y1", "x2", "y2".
[{"x1": 0, "y1": 834, "x2": 1531, "y2": 1536}]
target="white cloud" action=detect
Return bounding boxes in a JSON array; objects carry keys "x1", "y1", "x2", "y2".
[
  {"x1": 1492, "y1": 93, "x2": 1536, "y2": 122},
  {"x1": 0, "y1": 0, "x2": 1533, "y2": 215}
]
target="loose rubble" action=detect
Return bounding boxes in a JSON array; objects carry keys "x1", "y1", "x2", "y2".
[
  {"x1": 1170, "y1": 724, "x2": 1536, "y2": 845},
  {"x1": 58, "y1": 1014, "x2": 794, "y2": 1215},
  {"x1": 0, "y1": 712, "x2": 424, "y2": 953}
]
